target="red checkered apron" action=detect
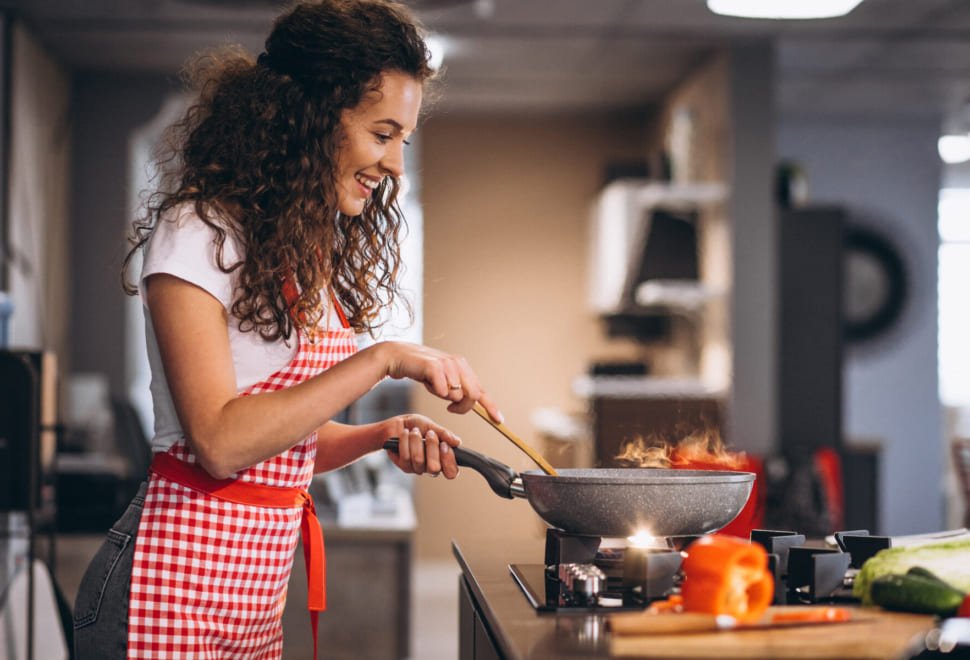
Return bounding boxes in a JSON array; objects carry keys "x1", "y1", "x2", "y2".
[{"x1": 128, "y1": 296, "x2": 356, "y2": 659}]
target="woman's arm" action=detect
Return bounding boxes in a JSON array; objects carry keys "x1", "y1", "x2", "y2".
[
  {"x1": 314, "y1": 416, "x2": 461, "y2": 478},
  {"x1": 146, "y1": 273, "x2": 496, "y2": 479}
]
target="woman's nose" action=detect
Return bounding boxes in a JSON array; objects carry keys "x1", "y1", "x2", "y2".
[{"x1": 380, "y1": 143, "x2": 405, "y2": 178}]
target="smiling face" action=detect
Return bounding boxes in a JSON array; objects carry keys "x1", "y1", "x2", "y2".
[{"x1": 335, "y1": 71, "x2": 423, "y2": 217}]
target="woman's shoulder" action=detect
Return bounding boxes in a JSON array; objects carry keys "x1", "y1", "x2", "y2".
[
  {"x1": 142, "y1": 201, "x2": 243, "y2": 305},
  {"x1": 151, "y1": 201, "x2": 241, "y2": 256},
  {"x1": 159, "y1": 200, "x2": 233, "y2": 233}
]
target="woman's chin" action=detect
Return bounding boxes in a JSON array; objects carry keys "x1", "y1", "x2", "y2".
[{"x1": 337, "y1": 199, "x2": 367, "y2": 217}]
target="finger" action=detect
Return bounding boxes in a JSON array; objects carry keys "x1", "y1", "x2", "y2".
[
  {"x1": 446, "y1": 383, "x2": 464, "y2": 402},
  {"x1": 440, "y1": 441, "x2": 459, "y2": 479},
  {"x1": 447, "y1": 395, "x2": 476, "y2": 415},
  {"x1": 411, "y1": 416, "x2": 461, "y2": 449},
  {"x1": 425, "y1": 429, "x2": 442, "y2": 475},
  {"x1": 428, "y1": 361, "x2": 452, "y2": 399},
  {"x1": 386, "y1": 449, "x2": 412, "y2": 474},
  {"x1": 444, "y1": 362, "x2": 465, "y2": 402},
  {"x1": 477, "y1": 392, "x2": 504, "y2": 424},
  {"x1": 436, "y1": 425, "x2": 461, "y2": 448},
  {"x1": 397, "y1": 418, "x2": 412, "y2": 464},
  {"x1": 408, "y1": 427, "x2": 425, "y2": 475},
  {"x1": 453, "y1": 356, "x2": 483, "y2": 401}
]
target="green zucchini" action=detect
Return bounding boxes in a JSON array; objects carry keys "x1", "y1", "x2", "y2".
[
  {"x1": 853, "y1": 538, "x2": 970, "y2": 605},
  {"x1": 870, "y1": 572, "x2": 965, "y2": 616},
  {"x1": 906, "y1": 566, "x2": 954, "y2": 587}
]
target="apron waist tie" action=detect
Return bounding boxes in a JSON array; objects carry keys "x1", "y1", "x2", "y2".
[{"x1": 150, "y1": 452, "x2": 325, "y2": 658}]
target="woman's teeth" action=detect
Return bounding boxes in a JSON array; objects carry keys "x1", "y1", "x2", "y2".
[{"x1": 355, "y1": 174, "x2": 380, "y2": 190}]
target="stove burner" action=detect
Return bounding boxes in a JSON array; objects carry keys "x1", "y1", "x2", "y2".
[
  {"x1": 512, "y1": 527, "x2": 872, "y2": 612},
  {"x1": 509, "y1": 529, "x2": 683, "y2": 613}
]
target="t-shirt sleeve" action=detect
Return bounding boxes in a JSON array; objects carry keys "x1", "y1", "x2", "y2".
[{"x1": 140, "y1": 205, "x2": 241, "y2": 309}]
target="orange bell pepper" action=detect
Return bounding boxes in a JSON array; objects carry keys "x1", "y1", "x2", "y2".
[{"x1": 680, "y1": 534, "x2": 774, "y2": 624}]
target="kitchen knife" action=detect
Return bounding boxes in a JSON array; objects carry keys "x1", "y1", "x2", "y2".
[{"x1": 610, "y1": 606, "x2": 856, "y2": 636}]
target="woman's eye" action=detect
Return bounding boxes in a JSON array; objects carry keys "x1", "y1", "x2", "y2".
[{"x1": 375, "y1": 133, "x2": 392, "y2": 144}]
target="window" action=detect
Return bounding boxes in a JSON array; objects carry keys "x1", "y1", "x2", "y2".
[{"x1": 939, "y1": 188, "x2": 970, "y2": 405}]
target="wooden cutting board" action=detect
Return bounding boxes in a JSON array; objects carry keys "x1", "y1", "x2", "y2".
[{"x1": 609, "y1": 607, "x2": 935, "y2": 659}]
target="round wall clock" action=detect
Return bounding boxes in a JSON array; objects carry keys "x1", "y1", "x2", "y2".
[{"x1": 842, "y1": 225, "x2": 908, "y2": 343}]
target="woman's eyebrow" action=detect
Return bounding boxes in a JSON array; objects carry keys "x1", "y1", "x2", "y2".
[{"x1": 374, "y1": 119, "x2": 405, "y2": 132}]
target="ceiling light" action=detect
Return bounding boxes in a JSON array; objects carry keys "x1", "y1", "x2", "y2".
[
  {"x1": 938, "y1": 135, "x2": 970, "y2": 165},
  {"x1": 706, "y1": 0, "x2": 865, "y2": 19}
]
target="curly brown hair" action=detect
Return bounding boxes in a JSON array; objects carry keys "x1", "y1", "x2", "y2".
[{"x1": 122, "y1": 0, "x2": 436, "y2": 339}]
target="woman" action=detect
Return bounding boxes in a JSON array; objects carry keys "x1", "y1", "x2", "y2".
[{"x1": 72, "y1": 1, "x2": 501, "y2": 657}]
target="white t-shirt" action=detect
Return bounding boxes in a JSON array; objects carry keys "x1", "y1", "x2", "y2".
[{"x1": 141, "y1": 203, "x2": 344, "y2": 452}]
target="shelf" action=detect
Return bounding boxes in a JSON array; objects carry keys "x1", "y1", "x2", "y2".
[
  {"x1": 588, "y1": 179, "x2": 727, "y2": 317},
  {"x1": 573, "y1": 375, "x2": 728, "y2": 399},
  {"x1": 623, "y1": 179, "x2": 727, "y2": 209}
]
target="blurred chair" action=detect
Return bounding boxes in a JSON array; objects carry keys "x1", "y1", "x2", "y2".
[
  {"x1": 56, "y1": 398, "x2": 151, "y2": 532},
  {"x1": 110, "y1": 397, "x2": 153, "y2": 478},
  {"x1": 954, "y1": 439, "x2": 970, "y2": 528}
]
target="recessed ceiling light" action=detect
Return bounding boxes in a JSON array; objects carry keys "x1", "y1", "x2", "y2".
[
  {"x1": 706, "y1": 0, "x2": 865, "y2": 19},
  {"x1": 938, "y1": 135, "x2": 970, "y2": 164}
]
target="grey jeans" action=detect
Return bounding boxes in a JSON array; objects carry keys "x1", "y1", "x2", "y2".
[{"x1": 73, "y1": 482, "x2": 147, "y2": 659}]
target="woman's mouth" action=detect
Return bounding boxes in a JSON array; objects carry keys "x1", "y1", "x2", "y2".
[{"x1": 354, "y1": 173, "x2": 381, "y2": 197}]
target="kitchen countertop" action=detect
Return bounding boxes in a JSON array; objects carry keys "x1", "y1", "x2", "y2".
[{"x1": 452, "y1": 535, "x2": 938, "y2": 660}]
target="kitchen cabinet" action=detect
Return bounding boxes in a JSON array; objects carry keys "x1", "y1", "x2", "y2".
[
  {"x1": 281, "y1": 527, "x2": 412, "y2": 660},
  {"x1": 778, "y1": 206, "x2": 844, "y2": 456},
  {"x1": 590, "y1": 394, "x2": 723, "y2": 467},
  {"x1": 459, "y1": 575, "x2": 502, "y2": 660},
  {"x1": 573, "y1": 376, "x2": 725, "y2": 467}
]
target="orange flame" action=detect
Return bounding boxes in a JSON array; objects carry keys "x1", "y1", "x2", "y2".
[{"x1": 615, "y1": 428, "x2": 745, "y2": 470}]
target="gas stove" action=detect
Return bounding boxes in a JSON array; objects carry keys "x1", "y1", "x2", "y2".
[{"x1": 510, "y1": 527, "x2": 900, "y2": 613}]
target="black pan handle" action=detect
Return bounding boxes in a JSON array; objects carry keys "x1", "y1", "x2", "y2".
[{"x1": 383, "y1": 438, "x2": 519, "y2": 499}]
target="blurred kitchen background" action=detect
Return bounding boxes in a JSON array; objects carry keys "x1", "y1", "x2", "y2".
[{"x1": 2, "y1": 0, "x2": 970, "y2": 658}]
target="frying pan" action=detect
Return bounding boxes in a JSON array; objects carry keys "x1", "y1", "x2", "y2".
[{"x1": 384, "y1": 439, "x2": 754, "y2": 538}]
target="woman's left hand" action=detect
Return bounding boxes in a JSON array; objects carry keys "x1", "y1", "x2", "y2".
[{"x1": 382, "y1": 414, "x2": 461, "y2": 479}]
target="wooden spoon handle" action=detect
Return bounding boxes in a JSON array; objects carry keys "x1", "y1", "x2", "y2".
[{"x1": 472, "y1": 402, "x2": 558, "y2": 476}]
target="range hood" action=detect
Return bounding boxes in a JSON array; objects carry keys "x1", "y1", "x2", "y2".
[{"x1": 587, "y1": 179, "x2": 726, "y2": 325}]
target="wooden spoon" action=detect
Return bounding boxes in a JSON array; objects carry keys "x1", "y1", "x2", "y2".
[{"x1": 472, "y1": 402, "x2": 558, "y2": 476}]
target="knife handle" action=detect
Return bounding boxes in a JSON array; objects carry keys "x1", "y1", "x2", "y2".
[{"x1": 610, "y1": 613, "x2": 722, "y2": 635}]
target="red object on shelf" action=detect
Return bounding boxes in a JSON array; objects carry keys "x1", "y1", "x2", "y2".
[
  {"x1": 672, "y1": 454, "x2": 765, "y2": 538},
  {"x1": 814, "y1": 447, "x2": 845, "y2": 532}
]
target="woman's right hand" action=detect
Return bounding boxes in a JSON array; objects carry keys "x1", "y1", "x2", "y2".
[{"x1": 374, "y1": 341, "x2": 504, "y2": 423}]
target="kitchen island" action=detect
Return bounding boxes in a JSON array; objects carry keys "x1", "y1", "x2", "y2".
[{"x1": 453, "y1": 535, "x2": 938, "y2": 660}]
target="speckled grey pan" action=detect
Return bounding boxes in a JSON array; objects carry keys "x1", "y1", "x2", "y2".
[
  {"x1": 383, "y1": 440, "x2": 754, "y2": 537},
  {"x1": 517, "y1": 468, "x2": 754, "y2": 537}
]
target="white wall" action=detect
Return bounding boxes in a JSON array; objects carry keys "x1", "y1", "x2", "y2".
[
  {"x1": 7, "y1": 23, "x2": 71, "y2": 359},
  {"x1": 778, "y1": 116, "x2": 944, "y2": 535},
  {"x1": 70, "y1": 73, "x2": 174, "y2": 396}
]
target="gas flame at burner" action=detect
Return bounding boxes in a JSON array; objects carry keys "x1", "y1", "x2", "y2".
[
  {"x1": 626, "y1": 529, "x2": 660, "y2": 548},
  {"x1": 615, "y1": 427, "x2": 745, "y2": 470}
]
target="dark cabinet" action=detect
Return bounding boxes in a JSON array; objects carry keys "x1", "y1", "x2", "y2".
[
  {"x1": 282, "y1": 529, "x2": 412, "y2": 659},
  {"x1": 459, "y1": 575, "x2": 502, "y2": 660},
  {"x1": 778, "y1": 206, "x2": 844, "y2": 455},
  {"x1": 592, "y1": 396, "x2": 724, "y2": 467}
]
